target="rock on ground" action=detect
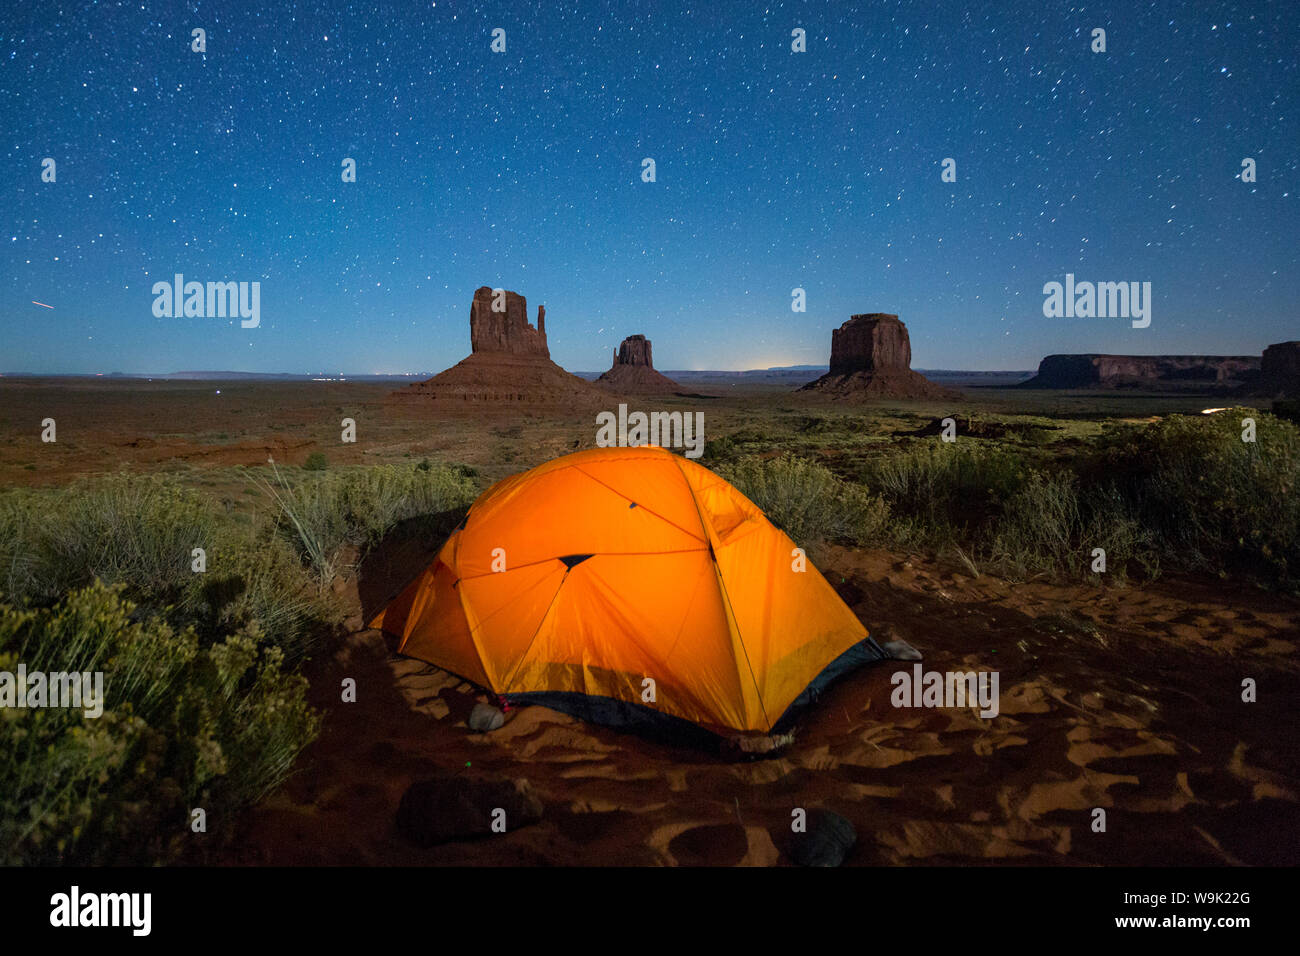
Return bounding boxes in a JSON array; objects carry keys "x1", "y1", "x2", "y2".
[{"x1": 396, "y1": 774, "x2": 544, "y2": 847}]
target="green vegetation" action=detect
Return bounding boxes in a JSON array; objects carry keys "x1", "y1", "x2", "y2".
[
  {"x1": 0, "y1": 582, "x2": 319, "y2": 865},
  {"x1": 251, "y1": 460, "x2": 478, "y2": 588},
  {"x1": 0, "y1": 459, "x2": 481, "y2": 864},
  {"x1": 1086, "y1": 410, "x2": 1300, "y2": 583},
  {"x1": 719, "y1": 409, "x2": 1298, "y2": 589},
  {"x1": 0, "y1": 474, "x2": 218, "y2": 610},
  {"x1": 3, "y1": 404, "x2": 1294, "y2": 865},
  {"x1": 0, "y1": 475, "x2": 327, "y2": 660}
]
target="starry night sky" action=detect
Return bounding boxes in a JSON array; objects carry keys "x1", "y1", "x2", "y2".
[{"x1": 2, "y1": 1, "x2": 1296, "y2": 375}]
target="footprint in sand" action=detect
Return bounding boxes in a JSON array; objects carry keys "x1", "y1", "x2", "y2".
[{"x1": 649, "y1": 822, "x2": 780, "y2": 866}]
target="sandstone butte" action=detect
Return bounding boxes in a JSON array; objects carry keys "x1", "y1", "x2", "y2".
[
  {"x1": 392, "y1": 286, "x2": 604, "y2": 405},
  {"x1": 595, "y1": 334, "x2": 682, "y2": 394},
  {"x1": 800, "y1": 312, "x2": 959, "y2": 400}
]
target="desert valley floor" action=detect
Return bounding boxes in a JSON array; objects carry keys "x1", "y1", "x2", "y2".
[{"x1": 1, "y1": 375, "x2": 1296, "y2": 866}]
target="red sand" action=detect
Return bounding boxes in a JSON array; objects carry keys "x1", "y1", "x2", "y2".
[{"x1": 204, "y1": 546, "x2": 1300, "y2": 866}]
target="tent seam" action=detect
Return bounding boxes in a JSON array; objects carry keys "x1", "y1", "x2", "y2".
[{"x1": 669, "y1": 454, "x2": 775, "y2": 733}]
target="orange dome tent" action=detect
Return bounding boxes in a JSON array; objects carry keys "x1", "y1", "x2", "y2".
[{"x1": 370, "y1": 445, "x2": 886, "y2": 740}]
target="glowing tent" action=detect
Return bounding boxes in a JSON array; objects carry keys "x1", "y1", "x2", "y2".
[{"x1": 370, "y1": 446, "x2": 886, "y2": 739}]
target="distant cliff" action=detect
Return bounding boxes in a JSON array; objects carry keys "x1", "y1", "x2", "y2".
[
  {"x1": 1020, "y1": 354, "x2": 1260, "y2": 390},
  {"x1": 1258, "y1": 342, "x2": 1300, "y2": 397}
]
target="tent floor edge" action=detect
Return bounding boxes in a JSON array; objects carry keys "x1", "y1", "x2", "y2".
[
  {"x1": 504, "y1": 690, "x2": 728, "y2": 752},
  {"x1": 770, "y1": 636, "x2": 890, "y2": 735}
]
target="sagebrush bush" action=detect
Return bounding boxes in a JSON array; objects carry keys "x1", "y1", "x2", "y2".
[
  {"x1": 1086, "y1": 410, "x2": 1300, "y2": 584},
  {"x1": 199, "y1": 523, "x2": 329, "y2": 661},
  {"x1": 0, "y1": 475, "x2": 217, "y2": 609},
  {"x1": 861, "y1": 442, "x2": 1029, "y2": 543},
  {"x1": 0, "y1": 477, "x2": 329, "y2": 658},
  {"x1": 988, "y1": 469, "x2": 1082, "y2": 579},
  {"x1": 0, "y1": 461, "x2": 484, "y2": 865},
  {"x1": 987, "y1": 470, "x2": 1157, "y2": 582},
  {"x1": 840, "y1": 411, "x2": 1295, "y2": 587},
  {"x1": 718, "y1": 454, "x2": 893, "y2": 550},
  {"x1": 0, "y1": 582, "x2": 319, "y2": 865},
  {"x1": 255, "y1": 460, "x2": 479, "y2": 587}
]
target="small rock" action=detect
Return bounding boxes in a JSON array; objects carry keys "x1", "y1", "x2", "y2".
[
  {"x1": 882, "y1": 638, "x2": 923, "y2": 661},
  {"x1": 789, "y1": 809, "x2": 857, "y2": 867},
  {"x1": 468, "y1": 702, "x2": 506, "y2": 732},
  {"x1": 396, "y1": 774, "x2": 543, "y2": 847}
]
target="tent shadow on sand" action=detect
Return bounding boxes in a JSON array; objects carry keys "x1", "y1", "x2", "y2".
[
  {"x1": 356, "y1": 508, "x2": 469, "y2": 623},
  {"x1": 355, "y1": 508, "x2": 479, "y2": 726}
]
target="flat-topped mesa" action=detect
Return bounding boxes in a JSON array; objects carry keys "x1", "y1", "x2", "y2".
[
  {"x1": 597, "y1": 334, "x2": 681, "y2": 394},
  {"x1": 1021, "y1": 353, "x2": 1261, "y2": 390},
  {"x1": 1260, "y1": 341, "x2": 1300, "y2": 397},
  {"x1": 469, "y1": 286, "x2": 549, "y2": 357},
  {"x1": 829, "y1": 313, "x2": 911, "y2": 375},
  {"x1": 802, "y1": 312, "x2": 958, "y2": 400}
]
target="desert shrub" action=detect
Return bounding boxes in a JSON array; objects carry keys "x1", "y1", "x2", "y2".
[
  {"x1": 303, "y1": 451, "x2": 328, "y2": 471},
  {"x1": 0, "y1": 582, "x2": 319, "y2": 865},
  {"x1": 0, "y1": 493, "x2": 37, "y2": 601},
  {"x1": 702, "y1": 434, "x2": 739, "y2": 461},
  {"x1": 1079, "y1": 482, "x2": 1162, "y2": 582},
  {"x1": 952, "y1": 410, "x2": 1295, "y2": 586},
  {"x1": 987, "y1": 470, "x2": 1158, "y2": 583},
  {"x1": 197, "y1": 523, "x2": 330, "y2": 661},
  {"x1": 718, "y1": 454, "x2": 893, "y2": 550},
  {"x1": 1016, "y1": 424, "x2": 1058, "y2": 446},
  {"x1": 0, "y1": 475, "x2": 218, "y2": 610},
  {"x1": 861, "y1": 442, "x2": 1029, "y2": 542},
  {"x1": 795, "y1": 415, "x2": 840, "y2": 435},
  {"x1": 1085, "y1": 410, "x2": 1300, "y2": 584},
  {"x1": 256, "y1": 460, "x2": 479, "y2": 587},
  {"x1": 1272, "y1": 400, "x2": 1300, "y2": 426},
  {"x1": 0, "y1": 477, "x2": 328, "y2": 658},
  {"x1": 988, "y1": 469, "x2": 1082, "y2": 579},
  {"x1": 703, "y1": 426, "x2": 785, "y2": 463}
]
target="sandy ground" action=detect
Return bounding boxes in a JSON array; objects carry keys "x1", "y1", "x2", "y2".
[
  {"x1": 207, "y1": 545, "x2": 1299, "y2": 867},
  {"x1": 4, "y1": 377, "x2": 1295, "y2": 866},
  {"x1": 0, "y1": 375, "x2": 1221, "y2": 489}
]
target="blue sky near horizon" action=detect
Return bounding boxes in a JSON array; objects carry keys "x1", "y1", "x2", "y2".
[{"x1": 1, "y1": 0, "x2": 1296, "y2": 375}]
